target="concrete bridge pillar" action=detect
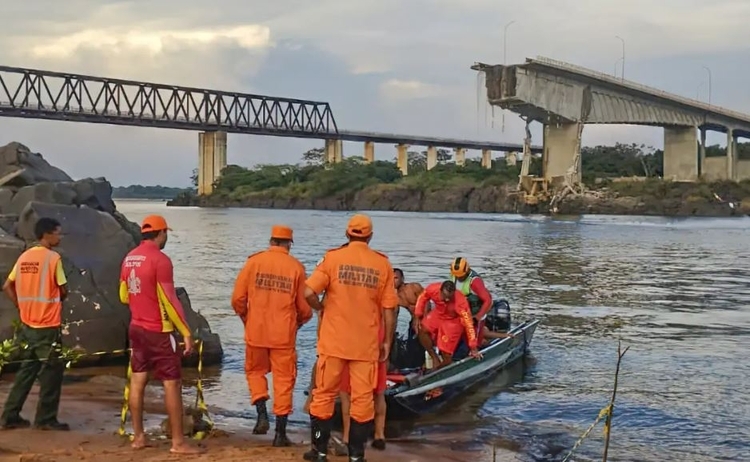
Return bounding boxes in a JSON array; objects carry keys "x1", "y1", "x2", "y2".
[
  {"x1": 396, "y1": 144, "x2": 409, "y2": 176},
  {"x1": 542, "y1": 123, "x2": 582, "y2": 184},
  {"x1": 364, "y1": 141, "x2": 375, "y2": 163},
  {"x1": 454, "y1": 148, "x2": 466, "y2": 167},
  {"x1": 481, "y1": 149, "x2": 492, "y2": 169},
  {"x1": 700, "y1": 128, "x2": 707, "y2": 177},
  {"x1": 727, "y1": 129, "x2": 737, "y2": 181},
  {"x1": 427, "y1": 146, "x2": 438, "y2": 170},
  {"x1": 663, "y1": 126, "x2": 698, "y2": 181},
  {"x1": 197, "y1": 131, "x2": 227, "y2": 195},
  {"x1": 506, "y1": 151, "x2": 518, "y2": 166},
  {"x1": 325, "y1": 139, "x2": 343, "y2": 163}
]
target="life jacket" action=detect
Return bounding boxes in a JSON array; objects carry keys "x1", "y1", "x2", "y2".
[{"x1": 451, "y1": 269, "x2": 483, "y2": 316}]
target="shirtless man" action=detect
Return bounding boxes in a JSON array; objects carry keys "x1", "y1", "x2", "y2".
[{"x1": 393, "y1": 268, "x2": 423, "y2": 319}]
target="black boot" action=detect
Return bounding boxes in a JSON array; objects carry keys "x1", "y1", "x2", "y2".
[
  {"x1": 252, "y1": 399, "x2": 270, "y2": 435},
  {"x1": 303, "y1": 416, "x2": 331, "y2": 461},
  {"x1": 347, "y1": 420, "x2": 372, "y2": 462},
  {"x1": 273, "y1": 414, "x2": 291, "y2": 447}
]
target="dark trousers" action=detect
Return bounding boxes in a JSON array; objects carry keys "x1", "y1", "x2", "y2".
[{"x1": 1, "y1": 325, "x2": 64, "y2": 425}]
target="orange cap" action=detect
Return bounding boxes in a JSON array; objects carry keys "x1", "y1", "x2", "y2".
[
  {"x1": 141, "y1": 215, "x2": 171, "y2": 233},
  {"x1": 346, "y1": 214, "x2": 373, "y2": 238},
  {"x1": 271, "y1": 225, "x2": 294, "y2": 241}
]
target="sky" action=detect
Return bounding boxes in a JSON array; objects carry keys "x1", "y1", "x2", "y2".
[{"x1": 1, "y1": 0, "x2": 749, "y2": 187}]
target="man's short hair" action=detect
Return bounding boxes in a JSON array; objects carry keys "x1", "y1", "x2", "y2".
[
  {"x1": 141, "y1": 230, "x2": 160, "y2": 241},
  {"x1": 394, "y1": 268, "x2": 404, "y2": 278},
  {"x1": 34, "y1": 217, "x2": 61, "y2": 240},
  {"x1": 440, "y1": 280, "x2": 455, "y2": 293}
]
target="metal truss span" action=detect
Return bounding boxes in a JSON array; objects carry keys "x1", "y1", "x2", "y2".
[{"x1": 0, "y1": 65, "x2": 339, "y2": 138}]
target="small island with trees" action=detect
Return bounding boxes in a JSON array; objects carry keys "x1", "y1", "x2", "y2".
[{"x1": 167, "y1": 143, "x2": 750, "y2": 217}]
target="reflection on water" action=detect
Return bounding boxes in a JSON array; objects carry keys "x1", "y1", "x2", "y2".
[{"x1": 108, "y1": 202, "x2": 750, "y2": 462}]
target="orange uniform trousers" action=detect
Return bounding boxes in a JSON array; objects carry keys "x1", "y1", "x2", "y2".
[
  {"x1": 245, "y1": 346, "x2": 297, "y2": 416},
  {"x1": 309, "y1": 354, "x2": 377, "y2": 423}
]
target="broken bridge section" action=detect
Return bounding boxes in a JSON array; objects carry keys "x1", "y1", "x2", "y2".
[{"x1": 473, "y1": 56, "x2": 750, "y2": 184}]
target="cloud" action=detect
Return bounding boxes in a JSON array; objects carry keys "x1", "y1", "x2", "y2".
[
  {"x1": 29, "y1": 25, "x2": 271, "y2": 60},
  {"x1": 0, "y1": 0, "x2": 748, "y2": 187},
  {"x1": 379, "y1": 79, "x2": 446, "y2": 101}
]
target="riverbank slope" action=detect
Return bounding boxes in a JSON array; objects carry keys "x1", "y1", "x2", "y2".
[{"x1": 168, "y1": 178, "x2": 750, "y2": 217}]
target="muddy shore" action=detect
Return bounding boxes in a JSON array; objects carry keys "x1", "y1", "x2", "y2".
[{"x1": 0, "y1": 371, "x2": 513, "y2": 462}]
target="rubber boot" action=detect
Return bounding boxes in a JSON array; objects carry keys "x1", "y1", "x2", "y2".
[
  {"x1": 347, "y1": 420, "x2": 371, "y2": 462},
  {"x1": 302, "y1": 416, "x2": 320, "y2": 461},
  {"x1": 253, "y1": 399, "x2": 270, "y2": 435},
  {"x1": 273, "y1": 414, "x2": 292, "y2": 447},
  {"x1": 303, "y1": 416, "x2": 331, "y2": 461}
]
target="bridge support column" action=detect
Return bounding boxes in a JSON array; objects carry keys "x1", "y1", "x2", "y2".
[
  {"x1": 364, "y1": 141, "x2": 375, "y2": 163},
  {"x1": 197, "y1": 131, "x2": 227, "y2": 196},
  {"x1": 481, "y1": 149, "x2": 492, "y2": 169},
  {"x1": 396, "y1": 144, "x2": 409, "y2": 176},
  {"x1": 663, "y1": 126, "x2": 698, "y2": 181},
  {"x1": 542, "y1": 123, "x2": 582, "y2": 185},
  {"x1": 506, "y1": 152, "x2": 518, "y2": 166},
  {"x1": 454, "y1": 148, "x2": 466, "y2": 167},
  {"x1": 427, "y1": 146, "x2": 438, "y2": 170},
  {"x1": 698, "y1": 128, "x2": 707, "y2": 178},
  {"x1": 325, "y1": 139, "x2": 343, "y2": 164},
  {"x1": 727, "y1": 129, "x2": 737, "y2": 181}
]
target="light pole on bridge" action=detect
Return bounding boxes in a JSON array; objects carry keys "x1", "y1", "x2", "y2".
[
  {"x1": 503, "y1": 20, "x2": 517, "y2": 65},
  {"x1": 501, "y1": 20, "x2": 517, "y2": 133},
  {"x1": 615, "y1": 36, "x2": 625, "y2": 80},
  {"x1": 701, "y1": 65, "x2": 712, "y2": 106}
]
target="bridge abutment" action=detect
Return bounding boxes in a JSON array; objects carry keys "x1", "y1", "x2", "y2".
[
  {"x1": 396, "y1": 144, "x2": 409, "y2": 175},
  {"x1": 197, "y1": 131, "x2": 227, "y2": 195},
  {"x1": 542, "y1": 123, "x2": 582, "y2": 184},
  {"x1": 663, "y1": 126, "x2": 699, "y2": 181}
]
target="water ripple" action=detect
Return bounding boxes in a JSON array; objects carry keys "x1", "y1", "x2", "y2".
[{"x1": 114, "y1": 202, "x2": 750, "y2": 462}]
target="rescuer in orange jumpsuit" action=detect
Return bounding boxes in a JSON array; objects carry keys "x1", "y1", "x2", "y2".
[
  {"x1": 413, "y1": 280, "x2": 481, "y2": 369},
  {"x1": 231, "y1": 225, "x2": 312, "y2": 446},
  {"x1": 304, "y1": 214, "x2": 399, "y2": 462}
]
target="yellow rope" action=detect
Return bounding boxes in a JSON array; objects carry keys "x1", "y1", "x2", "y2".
[{"x1": 561, "y1": 404, "x2": 613, "y2": 462}]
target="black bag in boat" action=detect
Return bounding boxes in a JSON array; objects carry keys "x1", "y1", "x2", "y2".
[{"x1": 389, "y1": 324, "x2": 425, "y2": 371}]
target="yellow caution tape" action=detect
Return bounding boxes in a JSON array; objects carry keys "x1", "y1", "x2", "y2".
[{"x1": 117, "y1": 339, "x2": 213, "y2": 441}]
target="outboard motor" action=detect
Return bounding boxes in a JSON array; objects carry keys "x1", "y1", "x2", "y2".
[{"x1": 485, "y1": 299, "x2": 512, "y2": 332}]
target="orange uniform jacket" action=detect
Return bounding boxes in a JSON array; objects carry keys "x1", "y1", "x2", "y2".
[
  {"x1": 415, "y1": 282, "x2": 478, "y2": 350},
  {"x1": 306, "y1": 242, "x2": 399, "y2": 362},
  {"x1": 231, "y1": 247, "x2": 312, "y2": 349}
]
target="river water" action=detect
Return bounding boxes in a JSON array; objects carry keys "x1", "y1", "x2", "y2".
[{"x1": 113, "y1": 200, "x2": 750, "y2": 462}]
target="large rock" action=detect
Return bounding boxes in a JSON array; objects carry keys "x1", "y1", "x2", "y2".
[
  {"x1": 0, "y1": 142, "x2": 223, "y2": 367},
  {"x1": 0, "y1": 142, "x2": 72, "y2": 186}
]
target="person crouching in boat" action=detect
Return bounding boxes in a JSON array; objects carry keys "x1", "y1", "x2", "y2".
[
  {"x1": 450, "y1": 257, "x2": 494, "y2": 345},
  {"x1": 413, "y1": 281, "x2": 481, "y2": 369}
]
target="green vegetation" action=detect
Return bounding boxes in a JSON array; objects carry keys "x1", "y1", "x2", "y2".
[
  {"x1": 113, "y1": 185, "x2": 193, "y2": 199},
  {"x1": 205, "y1": 143, "x2": 670, "y2": 201}
]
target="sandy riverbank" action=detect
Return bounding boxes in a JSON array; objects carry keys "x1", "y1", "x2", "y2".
[{"x1": 0, "y1": 373, "x2": 515, "y2": 462}]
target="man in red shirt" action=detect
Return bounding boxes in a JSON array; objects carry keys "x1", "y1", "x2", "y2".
[
  {"x1": 119, "y1": 215, "x2": 202, "y2": 455},
  {"x1": 449, "y1": 257, "x2": 493, "y2": 344},
  {"x1": 413, "y1": 280, "x2": 481, "y2": 369}
]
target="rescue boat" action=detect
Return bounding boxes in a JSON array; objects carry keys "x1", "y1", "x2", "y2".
[{"x1": 382, "y1": 318, "x2": 539, "y2": 420}]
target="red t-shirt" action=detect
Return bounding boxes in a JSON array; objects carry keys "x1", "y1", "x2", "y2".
[{"x1": 119, "y1": 241, "x2": 190, "y2": 337}]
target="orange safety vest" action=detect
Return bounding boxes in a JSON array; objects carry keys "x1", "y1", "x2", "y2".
[{"x1": 15, "y1": 247, "x2": 63, "y2": 328}]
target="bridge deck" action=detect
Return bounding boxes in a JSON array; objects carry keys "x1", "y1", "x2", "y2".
[{"x1": 0, "y1": 65, "x2": 535, "y2": 152}]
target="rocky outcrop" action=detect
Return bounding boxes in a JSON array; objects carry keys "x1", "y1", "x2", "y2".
[{"x1": 0, "y1": 142, "x2": 222, "y2": 367}]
